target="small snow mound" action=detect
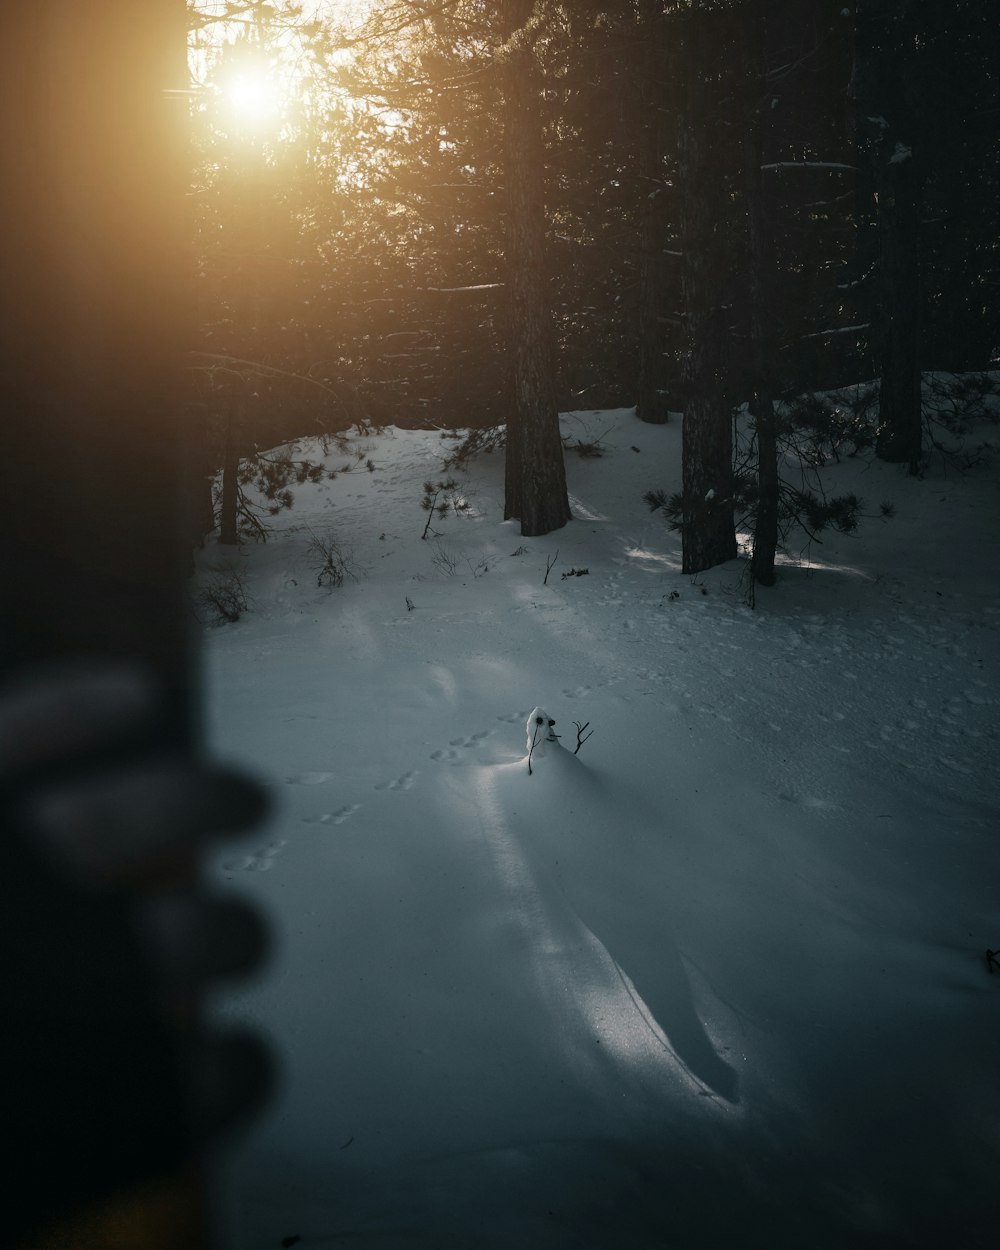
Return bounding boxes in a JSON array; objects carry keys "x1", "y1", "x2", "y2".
[
  {"x1": 525, "y1": 707, "x2": 563, "y2": 773},
  {"x1": 526, "y1": 706, "x2": 559, "y2": 754}
]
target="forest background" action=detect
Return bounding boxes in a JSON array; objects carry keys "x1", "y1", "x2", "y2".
[{"x1": 187, "y1": 0, "x2": 999, "y2": 582}]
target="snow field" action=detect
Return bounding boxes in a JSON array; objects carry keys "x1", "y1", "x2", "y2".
[{"x1": 204, "y1": 407, "x2": 1000, "y2": 1248}]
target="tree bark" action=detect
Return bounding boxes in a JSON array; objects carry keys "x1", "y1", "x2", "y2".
[
  {"x1": 874, "y1": 140, "x2": 922, "y2": 469},
  {"x1": 744, "y1": 3, "x2": 779, "y2": 587},
  {"x1": 678, "y1": 22, "x2": 737, "y2": 575},
  {"x1": 856, "y1": 0, "x2": 924, "y2": 470},
  {"x1": 635, "y1": 0, "x2": 672, "y2": 425},
  {"x1": 219, "y1": 402, "x2": 243, "y2": 545},
  {"x1": 501, "y1": 0, "x2": 571, "y2": 538}
]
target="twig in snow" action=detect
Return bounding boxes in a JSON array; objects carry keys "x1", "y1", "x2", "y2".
[
  {"x1": 527, "y1": 718, "x2": 542, "y2": 775},
  {"x1": 543, "y1": 550, "x2": 559, "y2": 585},
  {"x1": 573, "y1": 721, "x2": 593, "y2": 755}
]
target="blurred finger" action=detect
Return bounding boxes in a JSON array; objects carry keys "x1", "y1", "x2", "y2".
[
  {"x1": 0, "y1": 665, "x2": 154, "y2": 782},
  {"x1": 24, "y1": 763, "x2": 269, "y2": 886},
  {"x1": 139, "y1": 894, "x2": 270, "y2": 994},
  {"x1": 185, "y1": 1029, "x2": 276, "y2": 1145}
]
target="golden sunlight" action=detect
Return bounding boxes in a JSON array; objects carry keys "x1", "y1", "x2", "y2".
[
  {"x1": 225, "y1": 68, "x2": 283, "y2": 123},
  {"x1": 313, "y1": 0, "x2": 374, "y2": 20}
]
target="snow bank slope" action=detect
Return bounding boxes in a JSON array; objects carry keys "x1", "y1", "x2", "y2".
[{"x1": 206, "y1": 410, "x2": 1000, "y2": 1248}]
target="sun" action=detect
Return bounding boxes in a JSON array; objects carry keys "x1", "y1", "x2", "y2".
[
  {"x1": 225, "y1": 68, "x2": 283, "y2": 124},
  {"x1": 191, "y1": 0, "x2": 378, "y2": 135}
]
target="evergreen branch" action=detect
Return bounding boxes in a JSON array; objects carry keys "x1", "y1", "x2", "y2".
[{"x1": 187, "y1": 352, "x2": 349, "y2": 402}]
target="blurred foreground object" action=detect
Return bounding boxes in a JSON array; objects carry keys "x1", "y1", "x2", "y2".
[{"x1": 0, "y1": 4, "x2": 271, "y2": 1246}]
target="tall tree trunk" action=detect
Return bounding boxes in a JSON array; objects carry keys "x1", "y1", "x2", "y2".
[
  {"x1": 635, "y1": 0, "x2": 672, "y2": 425},
  {"x1": 744, "y1": 3, "x2": 779, "y2": 587},
  {"x1": 856, "y1": 0, "x2": 924, "y2": 470},
  {"x1": 501, "y1": 0, "x2": 571, "y2": 538},
  {"x1": 678, "y1": 20, "x2": 737, "y2": 575},
  {"x1": 217, "y1": 155, "x2": 264, "y2": 545},
  {"x1": 219, "y1": 402, "x2": 242, "y2": 545},
  {"x1": 874, "y1": 140, "x2": 922, "y2": 469}
]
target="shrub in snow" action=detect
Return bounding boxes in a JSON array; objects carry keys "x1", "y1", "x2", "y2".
[
  {"x1": 193, "y1": 563, "x2": 250, "y2": 625},
  {"x1": 306, "y1": 530, "x2": 357, "y2": 590},
  {"x1": 420, "y1": 478, "x2": 471, "y2": 539}
]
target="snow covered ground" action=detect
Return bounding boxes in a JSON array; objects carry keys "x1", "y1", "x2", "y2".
[{"x1": 202, "y1": 402, "x2": 1000, "y2": 1248}]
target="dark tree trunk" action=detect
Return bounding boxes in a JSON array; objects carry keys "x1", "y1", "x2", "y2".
[
  {"x1": 501, "y1": 0, "x2": 571, "y2": 538},
  {"x1": 635, "y1": 0, "x2": 672, "y2": 426},
  {"x1": 217, "y1": 154, "x2": 265, "y2": 545},
  {"x1": 855, "y1": 0, "x2": 924, "y2": 470},
  {"x1": 219, "y1": 403, "x2": 242, "y2": 545},
  {"x1": 744, "y1": 3, "x2": 779, "y2": 588},
  {"x1": 874, "y1": 143, "x2": 922, "y2": 469},
  {"x1": 678, "y1": 24, "x2": 737, "y2": 575}
]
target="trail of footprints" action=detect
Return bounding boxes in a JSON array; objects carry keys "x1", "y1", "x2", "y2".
[
  {"x1": 228, "y1": 720, "x2": 515, "y2": 871},
  {"x1": 221, "y1": 838, "x2": 287, "y2": 874},
  {"x1": 301, "y1": 804, "x2": 360, "y2": 826},
  {"x1": 430, "y1": 728, "x2": 493, "y2": 764},
  {"x1": 374, "y1": 769, "x2": 419, "y2": 792}
]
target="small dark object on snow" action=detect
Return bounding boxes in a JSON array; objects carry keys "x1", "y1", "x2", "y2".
[
  {"x1": 986, "y1": 949, "x2": 1000, "y2": 974},
  {"x1": 561, "y1": 567, "x2": 589, "y2": 579},
  {"x1": 339, "y1": 1135, "x2": 355, "y2": 1149},
  {"x1": 281, "y1": 1237, "x2": 301, "y2": 1248},
  {"x1": 631, "y1": 446, "x2": 640, "y2": 453}
]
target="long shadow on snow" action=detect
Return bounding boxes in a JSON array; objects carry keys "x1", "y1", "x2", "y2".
[{"x1": 507, "y1": 742, "x2": 739, "y2": 1104}]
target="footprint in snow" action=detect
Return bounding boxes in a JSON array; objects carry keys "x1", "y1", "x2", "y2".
[
  {"x1": 449, "y1": 730, "x2": 492, "y2": 748},
  {"x1": 431, "y1": 729, "x2": 493, "y2": 762},
  {"x1": 222, "y1": 839, "x2": 287, "y2": 873},
  {"x1": 496, "y1": 710, "x2": 531, "y2": 724},
  {"x1": 302, "y1": 804, "x2": 360, "y2": 826},
  {"x1": 285, "y1": 771, "x2": 335, "y2": 786},
  {"x1": 374, "y1": 770, "x2": 419, "y2": 792},
  {"x1": 779, "y1": 792, "x2": 840, "y2": 813}
]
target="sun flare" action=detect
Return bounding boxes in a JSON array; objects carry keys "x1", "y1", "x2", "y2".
[{"x1": 226, "y1": 70, "x2": 283, "y2": 123}]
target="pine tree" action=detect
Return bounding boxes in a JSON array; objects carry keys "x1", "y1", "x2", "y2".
[
  {"x1": 499, "y1": 0, "x2": 571, "y2": 536},
  {"x1": 676, "y1": 4, "x2": 738, "y2": 574}
]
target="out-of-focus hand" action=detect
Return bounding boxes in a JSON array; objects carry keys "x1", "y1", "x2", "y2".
[{"x1": 2, "y1": 666, "x2": 273, "y2": 1246}]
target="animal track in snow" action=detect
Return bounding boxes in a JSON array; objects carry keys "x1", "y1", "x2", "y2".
[
  {"x1": 374, "y1": 770, "x2": 419, "y2": 792},
  {"x1": 222, "y1": 838, "x2": 287, "y2": 873},
  {"x1": 496, "y1": 710, "x2": 531, "y2": 724},
  {"x1": 778, "y1": 791, "x2": 840, "y2": 813},
  {"x1": 285, "y1": 771, "x2": 335, "y2": 786},
  {"x1": 431, "y1": 728, "x2": 493, "y2": 763},
  {"x1": 302, "y1": 804, "x2": 360, "y2": 826},
  {"x1": 562, "y1": 685, "x2": 592, "y2": 699},
  {"x1": 449, "y1": 730, "x2": 492, "y2": 748}
]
